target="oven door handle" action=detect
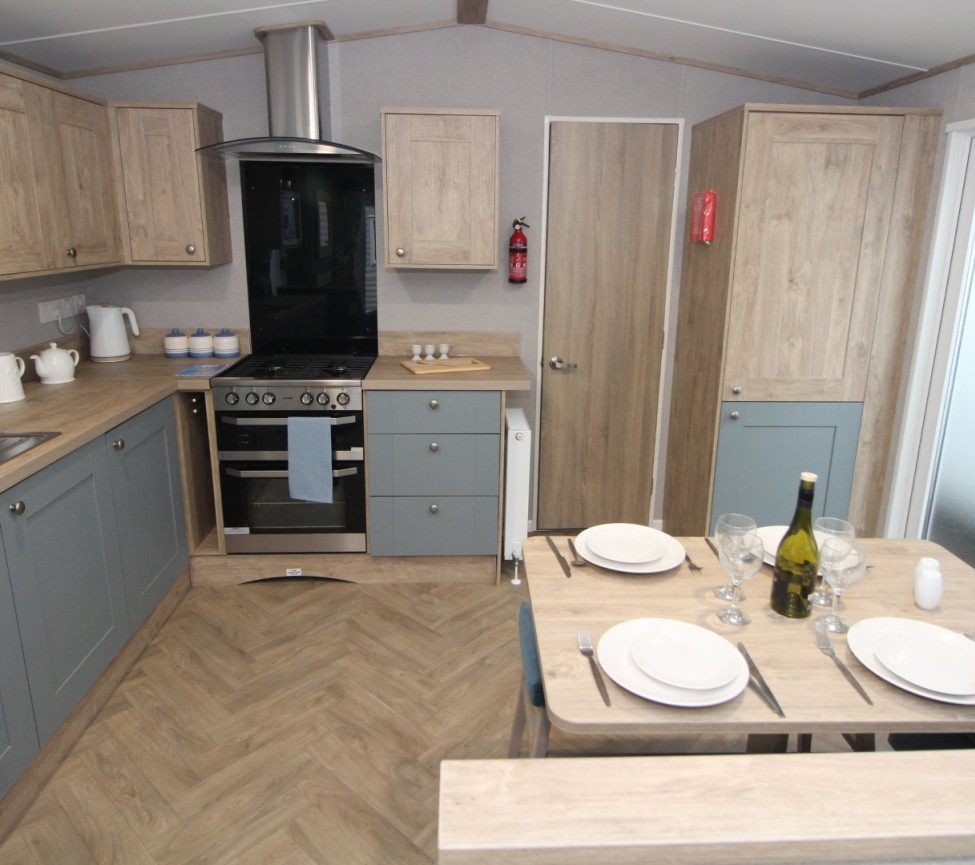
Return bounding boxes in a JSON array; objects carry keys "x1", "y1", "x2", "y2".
[
  {"x1": 220, "y1": 415, "x2": 357, "y2": 427},
  {"x1": 217, "y1": 447, "x2": 363, "y2": 462},
  {"x1": 224, "y1": 467, "x2": 360, "y2": 479}
]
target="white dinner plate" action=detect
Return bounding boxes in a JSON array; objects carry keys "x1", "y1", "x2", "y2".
[
  {"x1": 585, "y1": 523, "x2": 663, "y2": 564},
  {"x1": 847, "y1": 617, "x2": 975, "y2": 705},
  {"x1": 597, "y1": 618, "x2": 748, "y2": 707},
  {"x1": 873, "y1": 625, "x2": 975, "y2": 696},
  {"x1": 629, "y1": 620, "x2": 740, "y2": 690},
  {"x1": 575, "y1": 526, "x2": 685, "y2": 574}
]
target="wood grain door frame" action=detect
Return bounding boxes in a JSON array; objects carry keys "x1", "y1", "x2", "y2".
[{"x1": 531, "y1": 116, "x2": 684, "y2": 530}]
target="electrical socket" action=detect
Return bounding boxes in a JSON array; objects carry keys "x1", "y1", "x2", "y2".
[
  {"x1": 37, "y1": 300, "x2": 60, "y2": 323},
  {"x1": 37, "y1": 294, "x2": 86, "y2": 323}
]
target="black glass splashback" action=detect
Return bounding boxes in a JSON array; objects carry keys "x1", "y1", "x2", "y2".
[{"x1": 240, "y1": 161, "x2": 378, "y2": 356}]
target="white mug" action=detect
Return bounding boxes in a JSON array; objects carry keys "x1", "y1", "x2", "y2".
[{"x1": 0, "y1": 352, "x2": 26, "y2": 403}]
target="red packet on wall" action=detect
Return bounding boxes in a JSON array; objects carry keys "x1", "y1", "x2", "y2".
[{"x1": 690, "y1": 189, "x2": 716, "y2": 244}]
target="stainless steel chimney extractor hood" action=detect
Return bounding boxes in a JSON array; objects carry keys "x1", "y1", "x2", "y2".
[{"x1": 199, "y1": 22, "x2": 380, "y2": 163}]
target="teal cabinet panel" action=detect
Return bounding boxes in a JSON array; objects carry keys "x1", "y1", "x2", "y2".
[
  {"x1": 709, "y1": 402, "x2": 863, "y2": 533},
  {"x1": 107, "y1": 398, "x2": 188, "y2": 630},
  {"x1": 367, "y1": 391, "x2": 501, "y2": 434},
  {"x1": 2, "y1": 439, "x2": 128, "y2": 744},
  {"x1": 369, "y1": 496, "x2": 498, "y2": 556},
  {"x1": 0, "y1": 544, "x2": 39, "y2": 797},
  {"x1": 368, "y1": 434, "x2": 499, "y2": 496}
]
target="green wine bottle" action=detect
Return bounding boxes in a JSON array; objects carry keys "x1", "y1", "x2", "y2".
[{"x1": 769, "y1": 472, "x2": 819, "y2": 618}]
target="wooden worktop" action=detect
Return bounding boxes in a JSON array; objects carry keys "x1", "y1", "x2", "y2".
[
  {"x1": 0, "y1": 356, "x2": 217, "y2": 493},
  {"x1": 364, "y1": 355, "x2": 532, "y2": 391}
]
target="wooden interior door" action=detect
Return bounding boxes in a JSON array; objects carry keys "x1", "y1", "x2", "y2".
[{"x1": 537, "y1": 121, "x2": 678, "y2": 529}]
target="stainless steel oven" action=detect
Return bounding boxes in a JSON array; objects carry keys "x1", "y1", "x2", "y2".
[{"x1": 212, "y1": 356, "x2": 373, "y2": 554}]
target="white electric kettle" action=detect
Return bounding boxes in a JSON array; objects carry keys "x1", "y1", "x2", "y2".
[{"x1": 87, "y1": 303, "x2": 140, "y2": 362}]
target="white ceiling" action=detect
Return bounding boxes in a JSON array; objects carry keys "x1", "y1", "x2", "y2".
[{"x1": 1, "y1": 0, "x2": 973, "y2": 96}]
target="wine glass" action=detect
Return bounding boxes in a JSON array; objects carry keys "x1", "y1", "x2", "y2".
[
  {"x1": 716, "y1": 531, "x2": 764, "y2": 626},
  {"x1": 818, "y1": 538, "x2": 868, "y2": 634},
  {"x1": 713, "y1": 513, "x2": 757, "y2": 601},
  {"x1": 809, "y1": 517, "x2": 855, "y2": 607}
]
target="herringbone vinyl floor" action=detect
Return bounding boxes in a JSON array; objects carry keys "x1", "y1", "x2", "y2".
[{"x1": 1, "y1": 573, "x2": 837, "y2": 864}]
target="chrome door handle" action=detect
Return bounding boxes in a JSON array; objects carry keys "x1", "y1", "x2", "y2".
[
  {"x1": 9, "y1": 501, "x2": 25, "y2": 515},
  {"x1": 549, "y1": 357, "x2": 578, "y2": 370}
]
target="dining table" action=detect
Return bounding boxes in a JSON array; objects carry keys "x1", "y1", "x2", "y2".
[{"x1": 524, "y1": 533, "x2": 975, "y2": 752}]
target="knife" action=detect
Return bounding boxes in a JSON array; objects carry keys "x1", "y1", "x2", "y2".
[
  {"x1": 546, "y1": 535, "x2": 572, "y2": 578},
  {"x1": 737, "y1": 642, "x2": 786, "y2": 717},
  {"x1": 705, "y1": 535, "x2": 720, "y2": 559}
]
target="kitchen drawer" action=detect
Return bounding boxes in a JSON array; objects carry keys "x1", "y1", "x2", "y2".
[
  {"x1": 369, "y1": 496, "x2": 498, "y2": 556},
  {"x1": 368, "y1": 434, "x2": 499, "y2": 496},
  {"x1": 367, "y1": 391, "x2": 501, "y2": 434}
]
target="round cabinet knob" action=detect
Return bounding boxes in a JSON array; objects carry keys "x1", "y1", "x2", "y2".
[
  {"x1": 225, "y1": 392, "x2": 240, "y2": 405},
  {"x1": 396, "y1": 248, "x2": 407, "y2": 258},
  {"x1": 185, "y1": 244, "x2": 197, "y2": 255},
  {"x1": 245, "y1": 392, "x2": 260, "y2": 405},
  {"x1": 429, "y1": 399, "x2": 440, "y2": 410},
  {"x1": 112, "y1": 439, "x2": 125, "y2": 450},
  {"x1": 429, "y1": 504, "x2": 439, "y2": 514},
  {"x1": 730, "y1": 411, "x2": 741, "y2": 421},
  {"x1": 731, "y1": 385, "x2": 742, "y2": 395},
  {"x1": 65, "y1": 247, "x2": 78, "y2": 258},
  {"x1": 8, "y1": 501, "x2": 25, "y2": 515},
  {"x1": 336, "y1": 392, "x2": 350, "y2": 406},
  {"x1": 429, "y1": 442, "x2": 439, "y2": 452},
  {"x1": 300, "y1": 392, "x2": 314, "y2": 406}
]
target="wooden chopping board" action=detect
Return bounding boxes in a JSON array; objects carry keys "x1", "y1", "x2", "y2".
[{"x1": 400, "y1": 357, "x2": 492, "y2": 375}]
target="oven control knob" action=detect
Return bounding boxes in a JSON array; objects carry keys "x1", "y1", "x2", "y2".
[
  {"x1": 336, "y1": 391, "x2": 350, "y2": 406},
  {"x1": 317, "y1": 393, "x2": 329, "y2": 406},
  {"x1": 300, "y1": 392, "x2": 314, "y2": 406},
  {"x1": 245, "y1": 392, "x2": 260, "y2": 405},
  {"x1": 225, "y1": 392, "x2": 240, "y2": 406},
  {"x1": 262, "y1": 392, "x2": 276, "y2": 405}
]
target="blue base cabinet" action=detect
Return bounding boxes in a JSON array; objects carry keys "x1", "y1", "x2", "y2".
[
  {"x1": 708, "y1": 401, "x2": 863, "y2": 533},
  {"x1": 0, "y1": 548, "x2": 39, "y2": 795},
  {"x1": 367, "y1": 391, "x2": 502, "y2": 556},
  {"x1": 0, "y1": 397, "x2": 187, "y2": 793}
]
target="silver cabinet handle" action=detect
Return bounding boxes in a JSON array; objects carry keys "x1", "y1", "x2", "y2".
[
  {"x1": 429, "y1": 442, "x2": 439, "y2": 452},
  {"x1": 112, "y1": 439, "x2": 125, "y2": 450},
  {"x1": 730, "y1": 411, "x2": 740, "y2": 420},
  {"x1": 429, "y1": 399, "x2": 440, "y2": 410},
  {"x1": 65, "y1": 247, "x2": 78, "y2": 258},
  {"x1": 549, "y1": 356, "x2": 578, "y2": 370},
  {"x1": 396, "y1": 247, "x2": 407, "y2": 257},
  {"x1": 732, "y1": 385, "x2": 742, "y2": 395},
  {"x1": 429, "y1": 504, "x2": 439, "y2": 514},
  {"x1": 8, "y1": 501, "x2": 25, "y2": 515},
  {"x1": 186, "y1": 244, "x2": 197, "y2": 255}
]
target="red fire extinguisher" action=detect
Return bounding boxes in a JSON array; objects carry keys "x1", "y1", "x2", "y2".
[{"x1": 508, "y1": 218, "x2": 529, "y2": 283}]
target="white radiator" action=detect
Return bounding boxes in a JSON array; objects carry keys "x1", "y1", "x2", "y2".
[{"x1": 503, "y1": 408, "x2": 532, "y2": 560}]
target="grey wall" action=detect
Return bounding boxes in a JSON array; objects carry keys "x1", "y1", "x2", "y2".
[{"x1": 2, "y1": 24, "x2": 964, "y2": 520}]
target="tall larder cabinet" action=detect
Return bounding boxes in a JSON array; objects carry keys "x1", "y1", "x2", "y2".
[{"x1": 663, "y1": 104, "x2": 940, "y2": 536}]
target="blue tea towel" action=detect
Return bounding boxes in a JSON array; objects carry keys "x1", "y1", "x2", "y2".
[{"x1": 287, "y1": 417, "x2": 333, "y2": 503}]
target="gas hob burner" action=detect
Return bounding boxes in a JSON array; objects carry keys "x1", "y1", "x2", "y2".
[{"x1": 218, "y1": 354, "x2": 375, "y2": 383}]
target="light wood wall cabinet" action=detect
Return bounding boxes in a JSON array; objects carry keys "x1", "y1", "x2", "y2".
[
  {"x1": 112, "y1": 102, "x2": 231, "y2": 266},
  {"x1": 382, "y1": 108, "x2": 499, "y2": 269},
  {"x1": 663, "y1": 104, "x2": 941, "y2": 537},
  {"x1": 0, "y1": 69, "x2": 122, "y2": 280}
]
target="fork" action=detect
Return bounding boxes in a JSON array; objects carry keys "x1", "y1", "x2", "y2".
[
  {"x1": 814, "y1": 620, "x2": 873, "y2": 705},
  {"x1": 577, "y1": 631, "x2": 612, "y2": 706},
  {"x1": 684, "y1": 552, "x2": 703, "y2": 573}
]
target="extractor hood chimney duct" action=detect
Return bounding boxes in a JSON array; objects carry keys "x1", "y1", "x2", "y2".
[{"x1": 199, "y1": 22, "x2": 380, "y2": 163}]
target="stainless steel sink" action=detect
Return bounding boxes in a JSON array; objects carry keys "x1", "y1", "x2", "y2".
[{"x1": 0, "y1": 432, "x2": 61, "y2": 465}]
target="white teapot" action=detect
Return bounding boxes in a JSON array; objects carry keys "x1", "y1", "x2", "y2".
[{"x1": 30, "y1": 342, "x2": 80, "y2": 384}]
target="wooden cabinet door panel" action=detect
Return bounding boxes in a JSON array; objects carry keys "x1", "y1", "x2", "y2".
[
  {"x1": 49, "y1": 91, "x2": 122, "y2": 267},
  {"x1": 383, "y1": 111, "x2": 498, "y2": 268},
  {"x1": 115, "y1": 107, "x2": 206, "y2": 262},
  {"x1": 724, "y1": 113, "x2": 904, "y2": 402},
  {"x1": 0, "y1": 75, "x2": 49, "y2": 275}
]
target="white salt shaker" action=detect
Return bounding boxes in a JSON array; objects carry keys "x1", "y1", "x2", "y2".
[{"x1": 914, "y1": 557, "x2": 943, "y2": 610}]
